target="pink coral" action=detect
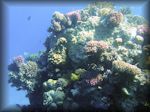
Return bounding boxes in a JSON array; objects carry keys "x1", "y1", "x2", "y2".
[
  {"x1": 84, "y1": 40, "x2": 109, "y2": 54},
  {"x1": 85, "y1": 75, "x2": 103, "y2": 86},
  {"x1": 137, "y1": 25, "x2": 150, "y2": 36},
  {"x1": 97, "y1": 41, "x2": 109, "y2": 49},
  {"x1": 84, "y1": 40, "x2": 99, "y2": 53},
  {"x1": 13, "y1": 55, "x2": 24, "y2": 66}
]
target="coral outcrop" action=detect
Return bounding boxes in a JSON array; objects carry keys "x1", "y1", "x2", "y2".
[{"x1": 8, "y1": 1, "x2": 150, "y2": 112}]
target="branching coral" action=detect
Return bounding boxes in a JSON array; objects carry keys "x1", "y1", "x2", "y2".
[
  {"x1": 84, "y1": 40, "x2": 109, "y2": 54},
  {"x1": 112, "y1": 60, "x2": 142, "y2": 76},
  {"x1": 126, "y1": 15, "x2": 147, "y2": 25},
  {"x1": 9, "y1": 61, "x2": 38, "y2": 91}
]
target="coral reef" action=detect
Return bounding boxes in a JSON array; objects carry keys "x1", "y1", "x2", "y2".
[{"x1": 8, "y1": 2, "x2": 150, "y2": 112}]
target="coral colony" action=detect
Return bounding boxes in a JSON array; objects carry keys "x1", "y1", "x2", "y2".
[{"x1": 8, "y1": 2, "x2": 150, "y2": 112}]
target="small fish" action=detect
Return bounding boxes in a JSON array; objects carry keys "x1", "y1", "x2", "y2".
[
  {"x1": 27, "y1": 16, "x2": 31, "y2": 21},
  {"x1": 122, "y1": 88, "x2": 130, "y2": 95}
]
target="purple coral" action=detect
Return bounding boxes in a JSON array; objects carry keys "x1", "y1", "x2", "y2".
[
  {"x1": 13, "y1": 55, "x2": 24, "y2": 66},
  {"x1": 84, "y1": 40, "x2": 109, "y2": 54},
  {"x1": 66, "y1": 10, "x2": 81, "y2": 23}
]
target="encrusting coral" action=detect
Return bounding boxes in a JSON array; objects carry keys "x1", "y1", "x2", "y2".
[{"x1": 8, "y1": 1, "x2": 150, "y2": 112}]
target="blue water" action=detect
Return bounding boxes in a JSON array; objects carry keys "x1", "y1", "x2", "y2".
[{"x1": 4, "y1": 1, "x2": 146, "y2": 108}]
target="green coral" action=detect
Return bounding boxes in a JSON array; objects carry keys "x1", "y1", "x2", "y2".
[
  {"x1": 71, "y1": 73, "x2": 80, "y2": 81},
  {"x1": 70, "y1": 68, "x2": 86, "y2": 81}
]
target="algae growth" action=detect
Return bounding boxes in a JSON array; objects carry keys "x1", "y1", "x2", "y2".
[{"x1": 8, "y1": 2, "x2": 150, "y2": 112}]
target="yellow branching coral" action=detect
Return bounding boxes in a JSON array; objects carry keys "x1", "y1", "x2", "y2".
[
  {"x1": 112, "y1": 60, "x2": 142, "y2": 76},
  {"x1": 48, "y1": 46, "x2": 67, "y2": 65},
  {"x1": 49, "y1": 52, "x2": 65, "y2": 65}
]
